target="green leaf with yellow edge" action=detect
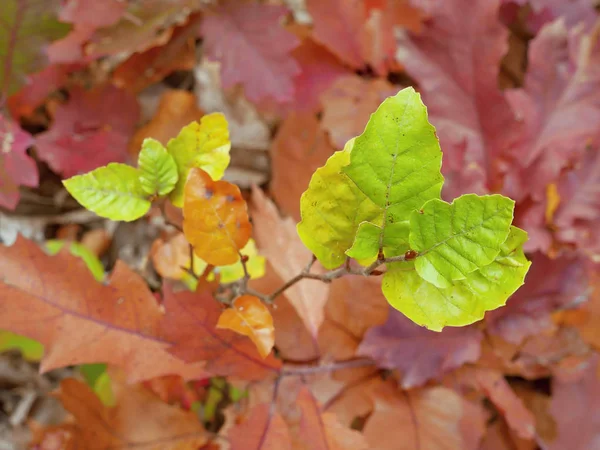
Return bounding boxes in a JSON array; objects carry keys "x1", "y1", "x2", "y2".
[
  {"x1": 341, "y1": 87, "x2": 444, "y2": 260},
  {"x1": 346, "y1": 221, "x2": 410, "y2": 264},
  {"x1": 383, "y1": 226, "x2": 531, "y2": 331},
  {"x1": 0, "y1": 331, "x2": 44, "y2": 361},
  {"x1": 63, "y1": 163, "x2": 151, "y2": 221},
  {"x1": 298, "y1": 139, "x2": 382, "y2": 269},
  {"x1": 167, "y1": 113, "x2": 231, "y2": 207},
  {"x1": 45, "y1": 240, "x2": 104, "y2": 281},
  {"x1": 138, "y1": 138, "x2": 178, "y2": 196},
  {"x1": 410, "y1": 194, "x2": 515, "y2": 288}
]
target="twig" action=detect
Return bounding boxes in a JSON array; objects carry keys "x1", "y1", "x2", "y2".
[{"x1": 281, "y1": 358, "x2": 375, "y2": 376}]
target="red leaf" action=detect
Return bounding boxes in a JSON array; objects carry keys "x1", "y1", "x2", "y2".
[
  {"x1": 296, "y1": 387, "x2": 369, "y2": 450},
  {"x1": 396, "y1": 0, "x2": 517, "y2": 198},
  {"x1": 358, "y1": 308, "x2": 483, "y2": 388},
  {"x1": 0, "y1": 114, "x2": 38, "y2": 210},
  {"x1": 486, "y1": 253, "x2": 590, "y2": 345},
  {"x1": 200, "y1": 2, "x2": 300, "y2": 104},
  {"x1": 504, "y1": 20, "x2": 600, "y2": 202},
  {"x1": 546, "y1": 354, "x2": 600, "y2": 450},
  {"x1": 164, "y1": 288, "x2": 282, "y2": 381},
  {"x1": 228, "y1": 403, "x2": 292, "y2": 450},
  {"x1": 509, "y1": 0, "x2": 597, "y2": 32},
  {"x1": 36, "y1": 84, "x2": 140, "y2": 177},
  {"x1": 291, "y1": 39, "x2": 350, "y2": 113},
  {"x1": 60, "y1": 0, "x2": 126, "y2": 28},
  {"x1": 0, "y1": 236, "x2": 206, "y2": 382}
]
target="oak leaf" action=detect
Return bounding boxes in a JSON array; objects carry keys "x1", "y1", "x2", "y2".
[
  {"x1": 183, "y1": 167, "x2": 252, "y2": 266},
  {"x1": 358, "y1": 309, "x2": 483, "y2": 388},
  {"x1": 217, "y1": 295, "x2": 275, "y2": 359},
  {"x1": 250, "y1": 186, "x2": 329, "y2": 339},
  {"x1": 0, "y1": 236, "x2": 206, "y2": 382},
  {"x1": 36, "y1": 84, "x2": 140, "y2": 177},
  {"x1": 0, "y1": 114, "x2": 38, "y2": 209},
  {"x1": 164, "y1": 288, "x2": 282, "y2": 381},
  {"x1": 200, "y1": 1, "x2": 300, "y2": 104},
  {"x1": 228, "y1": 403, "x2": 292, "y2": 450},
  {"x1": 32, "y1": 377, "x2": 207, "y2": 449}
]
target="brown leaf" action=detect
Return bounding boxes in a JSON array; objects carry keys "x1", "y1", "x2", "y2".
[
  {"x1": 183, "y1": 168, "x2": 252, "y2": 266},
  {"x1": 217, "y1": 295, "x2": 275, "y2": 359},
  {"x1": 228, "y1": 403, "x2": 292, "y2": 450},
  {"x1": 296, "y1": 387, "x2": 369, "y2": 450},
  {"x1": 0, "y1": 236, "x2": 205, "y2": 382},
  {"x1": 362, "y1": 381, "x2": 486, "y2": 450},
  {"x1": 250, "y1": 186, "x2": 329, "y2": 338},
  {"x1": 270, "y1": 112, "x2": 335, "y2": 221},
  {"x1": 33, "y1": 377, "x2": 206, "y2": 449},
  {"x1": 129, "y1": 90, "x2": 204, "y2": 157}
]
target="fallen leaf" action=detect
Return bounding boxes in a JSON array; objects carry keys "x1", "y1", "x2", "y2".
[
  {"x1": 0, "y1": 114, "x2": 38, "y2": 210},
  {"x1": 36, "y1": 84, "x2": 140, "y2": 177},
  {"x1": 129, "y1": 89, "x2": 204, "y2": 157},
  {"x1": 358, "y1": 308, "x2": 483, "y2": 388},
  {"x1": 321, "y1": 75, "x2": 395, "y2": 148},
  {"x1": 0, "y1": 0, "x2": 70, "y2": 97},
  {"x1": 504, "y1": 19, "x2": 600, "y2": 201},
  {"x1": 201, "y1": 1, "x2": 300, "y2": 104},
  {"x1": 0, "y1": 236, "x2": 206, "y2": 382},
  {"x1": 296, "y1": 386, "x2": 369, "y2": 450},
  {"x1": 270, "y1": 111, "x2": 335, "y2": 221},
  {"x1": 362, "y1": 381, "x2": 486, "y2": 450},
  {"x1": 164, "y1": 288, "x2": 282, "y2": 380},
  {"x1": 228, "y1": 403, "x2": 292, "y2": 450},
  {"x1": 250, "y1": 186, "x2": 329, "y2": 339},
  {"x1": 290, "y1": 39, "x2": 350, "y2": 113},
  {"x1": 32, "y1": 377, "x2": 207, "y2": 449},
  {"x1": 183, "y1": 167, "x2": 252, "y2": 266},
  {"x1": 396, "y1": 0, "x2": 517, "y2": 198},
  {"x1": 217, "y1": 295, "x2": 275, "y2": 359}
]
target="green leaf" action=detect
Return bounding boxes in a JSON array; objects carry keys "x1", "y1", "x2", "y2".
[
  {"x1": 45, "y1": 240, "x2": 105, "y2": 281},
  {"x1": 79, "y1": 364, "x2": 114, "y2": 406},
  {"x1": 0, "y1": 331, "x2": 43, "y2": 361},
  {"x1": 383, "y1": 226, "x2": 531, "y2": 331},
  {"x1": 63, "y1": 163, "x2": 151, "y2": 222},
  {"x1": 0, "y1": 0, "x2": 70, "y2": 96},
  {"x1": 167, "y1": 113, "x2": 231, "y2": 207},
  {"x1": 137, "y1": 138, "x2": 178, "y2": 196},
  {"x1": 341, "y1": 87, "x2": 444, "y2": 259},
  {"x1": 298, "y1": 139, "x2": 382, "y2": 269},
  {"x1": 410, "y1": 194, "x2": 515, "y2": 288}
]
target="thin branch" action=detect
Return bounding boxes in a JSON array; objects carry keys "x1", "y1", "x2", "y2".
[{"x1": 281, "y1": 358, "x2": 375, "y2": 376}]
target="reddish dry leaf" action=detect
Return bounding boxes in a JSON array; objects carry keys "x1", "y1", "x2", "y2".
[
  {"x1": 486, "y1": 253, "x2": 589, "y2": 345},
  {"x1": 217, "y1": 295, "x2": 275, "y2": 359},
  {"x1": 60, "y1": 0, "x2": 126, "y2": 28},
  {"x1": 270, "y1": 111, "x2": 335, "y2": 221},
  {"x1": 291, "y1": 39, "x2": 350, "y2": 113},
  {"x1": 129, "y1": 89, "x2": 203, "y2": 157},
  {"x1": 0, "y1": 236, "x2": 206, "y2": 382},
  {"x1": 36, "y1": 84, "x2": 140, "y2": 177},
  {"x1": 362, "y1": 381, "x2": 486, "y2": 450},
  {"x1": 296, "y1": 387, "x2": 369, "y2": 450},
  {"x1": 112, "y1": 15, "x2": 200, "y2": 93},
  {"x1": 504, "y1": 20, "x2": 600, "y2": 202},
  {"x1": 510, "y1": 0, "x2": 598, "y2": 31},
  {"x1": 228, "y1": 403, "x2": 292, "y2": 450},
  {"x1": 183, "y1": 167, "x2": 252, "y2": 266},
  {"x1": 34, "y1": 377, "x2": 207, "y2": 449},
  {"x1": 546, "y1": 354, "x2": 600, "y2": 449},
  {"x1": 396, "y1": 0, "x2": 517, "y2": 198},
  {"x1": 0, "y1": 114, "x2": 38, "y2": 210},
  {"x1": 321, "y1": 75, "x2": 396, "y2": 148},
  {"x1": 151, "y1": 232, "x2": 191, "y2": 280},
  {"x1": 250, "y1": 186, "x2": 329, "y2": 339},
  {"x1": 358, "y1": 309, "x2": 483, "y2": 388},
  {"x1": 479, "y1": 420, "x2": 537, "y2": 450},
  {"x1": 201, "y1": 1, "x2": 300, "y2": 104},
  {"x1": 164, "y1": 288, "x2": 282, "y2": 381}
]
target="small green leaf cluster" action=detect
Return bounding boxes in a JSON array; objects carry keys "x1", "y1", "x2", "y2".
[
  {"x1": 298, "y1": 87, "x2": 531, "y2": 331},
  {"x1": 63, "y1": 113, "x2": 231, "y2": 221}
]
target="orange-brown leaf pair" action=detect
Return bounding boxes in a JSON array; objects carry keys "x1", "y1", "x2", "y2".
[
  {"x1": 183, "y1": 167, "x2": 252, "y2": 266},
  {"x1": 217, "y1": 295, "x2": 275, "y2": 358}
]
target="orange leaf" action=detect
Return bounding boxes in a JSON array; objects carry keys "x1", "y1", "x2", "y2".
[
  {"x1": 228, "y1": 403, "x2": 292, "y2": 450},
  {"x1": 217, "y1": 295, "x2": 275, "y2": 358},
  {"x1": 32, "y1": 378, "x2": 206, "y2": 449},
  {"x1": 0, "y1": 236, "x2": 206, "y2": 383},
  {"x1": 183, "y1": 167, "x2": 252, "y2": 266}
]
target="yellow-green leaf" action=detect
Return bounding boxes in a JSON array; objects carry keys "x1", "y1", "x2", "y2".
[{"x1": 138, "y1": 138, "x2": 178, "y2": 196}]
